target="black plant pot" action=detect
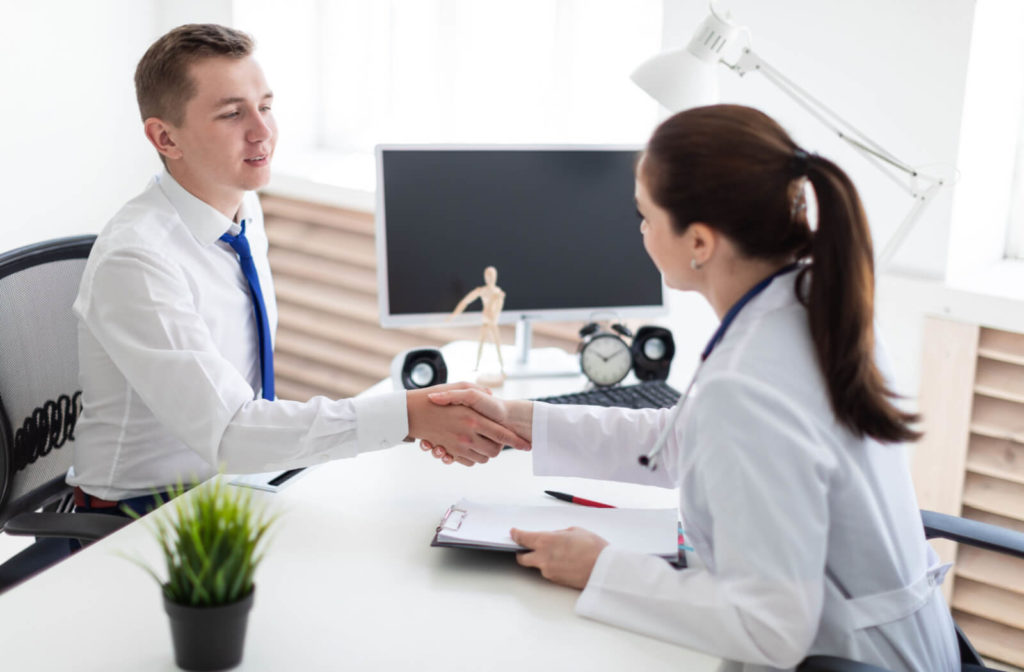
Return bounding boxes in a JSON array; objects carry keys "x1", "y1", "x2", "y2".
[{"x1": 163, "y1": 588, "x2": 255, "y2": 671}]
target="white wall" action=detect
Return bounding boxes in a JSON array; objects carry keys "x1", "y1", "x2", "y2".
[
  {"x1": 1, "y1": 0, "x2": 985, "y2": 402},
  {"x1": 658, "y1": 0, "x2": 978, "y2": 401},
  {"x1": 0, "y1": 0, "x2": 233, "y2": 252}
]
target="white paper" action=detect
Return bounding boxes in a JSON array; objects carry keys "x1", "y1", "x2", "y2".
[{"x1": 436, "y1": 498, "x2": 679, "y2": 558}]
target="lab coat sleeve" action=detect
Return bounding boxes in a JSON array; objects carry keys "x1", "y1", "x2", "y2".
[
  {"x1": 532, "y1": 402, "x2": 678, "y2": 489},
  {"x1": 575, "y1": 373, "x2": 833, "y2": 668}
]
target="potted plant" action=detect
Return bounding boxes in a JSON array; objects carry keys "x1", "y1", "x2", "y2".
[{"x1": 129, "y1": 477, "x2": 277, "y2": 671}]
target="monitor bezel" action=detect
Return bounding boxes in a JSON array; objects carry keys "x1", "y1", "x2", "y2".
[{"x1": 374, "y1": 143, "x2": 667, "y2": 329}]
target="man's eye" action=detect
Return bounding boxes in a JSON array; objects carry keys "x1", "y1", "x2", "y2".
[
  {"x1": 635, "y1": 208, "x2": 644, "y2": 220},
  {"x1": 220, "y1": 111, "x2": 240, "y2": 119}
]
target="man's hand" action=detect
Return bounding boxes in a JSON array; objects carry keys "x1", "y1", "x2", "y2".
[
  {"x1": 510, "y1": 527, "x2": 609, "y2": 590},
  {"x1": 406, "y1": 383, "x2": 530, "y2": 467},
  {"x1": 417, "y1": 388, "x2": 534, "y2": 465}
]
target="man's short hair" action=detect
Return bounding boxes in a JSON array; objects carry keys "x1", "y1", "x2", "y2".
[{"x1": 135, "y1": 23, "x2": 254, "y2": 126}]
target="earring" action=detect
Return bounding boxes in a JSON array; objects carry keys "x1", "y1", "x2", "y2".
[{"x1": 690, "y1": 259, "x2": 702, "y2": 271}]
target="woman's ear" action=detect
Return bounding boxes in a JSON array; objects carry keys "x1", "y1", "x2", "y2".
[{"x1": 688, "y1": 222, "x2": 716, "y2": 266}]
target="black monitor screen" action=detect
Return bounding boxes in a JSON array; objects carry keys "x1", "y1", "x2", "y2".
[{"x1": 376, "y1": 147, "x2": 665, "y2": 325}]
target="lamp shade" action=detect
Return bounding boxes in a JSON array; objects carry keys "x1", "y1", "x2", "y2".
[
  {"x1": 630, "y1": 47, "x2": 719, "y2": 112},
  {"x1": 630, "y1": 6, "x2": 741, "y2": 112}
]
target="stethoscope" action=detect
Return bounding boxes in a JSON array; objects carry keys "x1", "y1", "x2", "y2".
[{"x1": 639, "y1": 263, "x2": 801, "y2": 470}]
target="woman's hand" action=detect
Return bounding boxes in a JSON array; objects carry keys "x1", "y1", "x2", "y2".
[
  {"x1": 509, "y1": 527, "x2": 609, "y2": 590},
  {"x1": 419, "y1": 388, "x2": 534, "y2": 465},
  {"x1": 406, "y1": 382, "x2": 530, "y2": 467}
]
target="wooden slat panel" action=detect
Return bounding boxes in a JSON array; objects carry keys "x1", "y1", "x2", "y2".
[
  {"x1": 275, "y1": 379, "x2": 326, "y2": 403},
  {"x1": 274, "y1": 351, "x2": 374, "y2": 399},
  {"x1": 961, "y1": 472, "x2": 1024, "y2": 521},
  {"x1": 276, "y1": 329, "x2": 391, "y2": 381},
  {"x1": 975, "y1": 356, "x2": 1024, "y2": 404},
  {"x1": 966, "y1": 434, "x2": 1024, "y2": 487},
  {"x1": 955, "y1": 545, "x2": 1024, "y2": 595},
  {"x1": 971, "y1": 395, "x2": 1024, "y2": 443},
  {"x1": 269, "y1": 248, "x2": 378, "y2": 296},
  {"x1": 962, "y1": 505, "x2": 1024, "y2": 535},
  {"x1": 952, "y1": 578, "x2": 1024, "y2": 630},
  {"x1": 261, "y1": 195, "x2": 374, "y2": 236},
  {"x1": 266, "y1": 219, "x2": 377, "y2": 269},
  {"x1": 953, "y1": 611, "x2": 1024, "y2": 668},
  {"x1": 275, "y1": 276, "x2": 379, "y2": 323},
  {"x1": 979, "y1": 327, "x2": 1024, "y2": 364},
  {"x1": 277, "y1": 304, "x2": 438, "y2": 356}
]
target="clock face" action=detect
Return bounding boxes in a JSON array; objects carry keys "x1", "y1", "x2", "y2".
[{"x1": 580, "y1": 333, "x2": 632, "y2": 386}]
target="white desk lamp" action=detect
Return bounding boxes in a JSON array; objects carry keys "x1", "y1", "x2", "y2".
[{"x1": 630, "y1": 2, "x2": 947, "y2": 269}]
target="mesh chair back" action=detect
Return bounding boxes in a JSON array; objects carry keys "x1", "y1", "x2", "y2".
[{"x1": 0, "y1": 235, "x2": 94, "y2": 524}]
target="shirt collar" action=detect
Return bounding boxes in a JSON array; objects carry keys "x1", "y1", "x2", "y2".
[{"x1": 156, "y1": 170, "x2": 255, "y2": 246}]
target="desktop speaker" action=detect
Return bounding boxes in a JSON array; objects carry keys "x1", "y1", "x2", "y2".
[
  {"x1": 631, "y1": 326, "x2": 675, "y2": 381},
  {"x1": 391, "y1": 348, "x2": 448, "y2": 390}
]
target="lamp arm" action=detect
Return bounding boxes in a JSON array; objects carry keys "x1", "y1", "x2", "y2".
[
  {"x1": 721, "y1": 48, "x2": 944, "y2": 270},
  {"x1": 728, "y1": 49, "x2": 941, "y2": 197},
  {"x1": 877, "y1": 179, "x2": 943, "y2": 269}
]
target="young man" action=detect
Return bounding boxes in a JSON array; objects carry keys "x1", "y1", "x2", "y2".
[{"x1": 68, "y1": 24, "x2": 525, "y2": 513}]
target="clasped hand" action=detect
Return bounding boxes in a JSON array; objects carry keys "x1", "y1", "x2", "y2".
[{"x1": 406, "y1": 382, "x2": 530, "y2": 467}]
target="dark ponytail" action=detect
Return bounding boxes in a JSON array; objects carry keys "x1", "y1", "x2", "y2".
[
  {"x1": 802, "y1": 155, "x2": 919, "y2": 442},
  {"x1": 643, "y1": 104, "x2": 919, "y2": 443}
]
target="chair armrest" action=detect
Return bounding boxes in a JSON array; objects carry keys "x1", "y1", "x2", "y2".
[
  {"x1": 922, "y1": 509, "x2": 1024, "y2": 559},
  {"x1": 3, "y1": 511, "x2": 132, "y2": 541},
  {"x1": 797, "y1": 655, "x2": 893, "y2": 671}
]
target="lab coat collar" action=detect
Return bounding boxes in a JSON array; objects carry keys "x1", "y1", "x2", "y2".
[{"x1": 156, "y1": 170, "x2": 255, "y2": 246}]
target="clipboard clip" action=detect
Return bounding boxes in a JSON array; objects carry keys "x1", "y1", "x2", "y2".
[{"x1": 437, "y1": 505, "x2": 467, "y2": 532}]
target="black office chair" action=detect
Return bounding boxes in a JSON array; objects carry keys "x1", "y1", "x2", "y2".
[
  {"x1": 0, "y1": 235, "x2": 131, "y2": 592},
  {"x1": 798, "y1": 509, "x2": 1024, "y2": 671}
]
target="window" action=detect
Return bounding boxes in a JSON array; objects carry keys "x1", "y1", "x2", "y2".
[{"x1": 234, "y1": 0, "x2": 663, "y2": 190}]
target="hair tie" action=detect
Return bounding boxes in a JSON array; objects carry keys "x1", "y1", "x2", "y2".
[{"x1": 788, "y1": 148, "x2": 811, "y2": 177}]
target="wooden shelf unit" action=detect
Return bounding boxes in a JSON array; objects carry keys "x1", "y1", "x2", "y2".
[{"x1": 914, "y1": 319, "x2": 1024, "y2": 668}]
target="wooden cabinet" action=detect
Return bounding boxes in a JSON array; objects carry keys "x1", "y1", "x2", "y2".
[{"x1": 914, "y1": 317, "x2": 1024, "y2": 667}]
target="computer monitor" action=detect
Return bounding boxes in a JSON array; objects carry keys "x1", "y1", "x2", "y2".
[{"x1": 375, "y1": 145, "x2": 667, "y2": 374}]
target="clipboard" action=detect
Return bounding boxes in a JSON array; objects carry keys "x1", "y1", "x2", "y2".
[{"x1": 431, "y1": 498, "x2": 685, "y2": 565}]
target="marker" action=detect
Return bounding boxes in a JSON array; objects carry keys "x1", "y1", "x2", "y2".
[{"x1": 544, "y1": 490, "x2": 615, "y2": 508}]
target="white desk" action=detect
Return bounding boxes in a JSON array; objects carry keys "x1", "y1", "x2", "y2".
[{"x1": 0, "y1": 345, "x2": 718, "y2": 672}]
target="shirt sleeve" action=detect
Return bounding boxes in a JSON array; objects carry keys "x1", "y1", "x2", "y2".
[
  {"x1": 79, "y1": 246, "x2": 408, "y2": 473},
  {"x1": 574, "y1": 374, "x2": 833, "y2": 668}
]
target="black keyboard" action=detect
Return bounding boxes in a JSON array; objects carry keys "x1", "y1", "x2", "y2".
[{"x1": 533, "y1": 380, "x2": 681, "y2": 410}]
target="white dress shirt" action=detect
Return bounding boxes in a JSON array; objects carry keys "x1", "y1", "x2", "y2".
[
  {"x1": 69, "y1": 171, "x2": 408, "y2": 501},
  {"x1": 532, "y1": 271, "x2": 959, "y2": 672}
]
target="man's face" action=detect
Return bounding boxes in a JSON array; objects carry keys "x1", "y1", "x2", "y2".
[{"x1": 165, "y1": 55, "x2": 276, "y2": 215}]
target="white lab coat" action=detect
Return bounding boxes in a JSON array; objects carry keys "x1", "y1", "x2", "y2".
[{"x1": 532, "y1": 271, "x2": 960, "y2": 671}]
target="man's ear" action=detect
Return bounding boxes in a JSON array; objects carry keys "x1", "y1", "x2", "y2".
[
  {"x1": 143, "y1": 117, "x2": 183, "y2": 161},
  {"x1": 688, "y1": 222, "x2": 717, "y2": 266}
]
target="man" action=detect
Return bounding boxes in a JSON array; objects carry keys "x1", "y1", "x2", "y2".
[{"x1": 68, "y1": 24, "x2": 525, "y2": 514}]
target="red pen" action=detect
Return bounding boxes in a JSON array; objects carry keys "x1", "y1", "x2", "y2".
[{"x1": 544, "y1": 490, "x2": 615, "y2": 508}]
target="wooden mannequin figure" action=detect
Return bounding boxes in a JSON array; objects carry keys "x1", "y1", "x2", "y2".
[{"x1": 449, "y1": 266, "x2": 506, "y2": 383}]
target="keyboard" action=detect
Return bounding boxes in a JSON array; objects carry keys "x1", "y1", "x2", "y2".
[{"x1": 533, "y1": 380, "x2": 681, "y2": 410}]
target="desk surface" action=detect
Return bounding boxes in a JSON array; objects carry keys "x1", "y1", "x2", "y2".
[{"x1": 0, "y1": 345, "x2": 718, "y2": 671}]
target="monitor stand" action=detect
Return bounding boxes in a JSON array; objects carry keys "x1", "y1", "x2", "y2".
[
  {"x1": 504, "y1": 316, "x2": 580, "y2": 379},
  {"x1": 439, "y1": 318, "x2": 581, "y2": 380}
]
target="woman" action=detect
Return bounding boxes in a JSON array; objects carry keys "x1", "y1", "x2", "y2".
[{"x1": 424, "y1": 105, "x2": 959, "y2": 671}]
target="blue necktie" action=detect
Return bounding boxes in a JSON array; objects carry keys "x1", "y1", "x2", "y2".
[{"x1": 220, "y1": 220, "x2": 275, "y2": 400}]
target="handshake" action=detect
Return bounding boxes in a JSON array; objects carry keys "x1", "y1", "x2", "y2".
[{"x1": 405, "y1": 383, "x2": 534, "y2": 467}]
